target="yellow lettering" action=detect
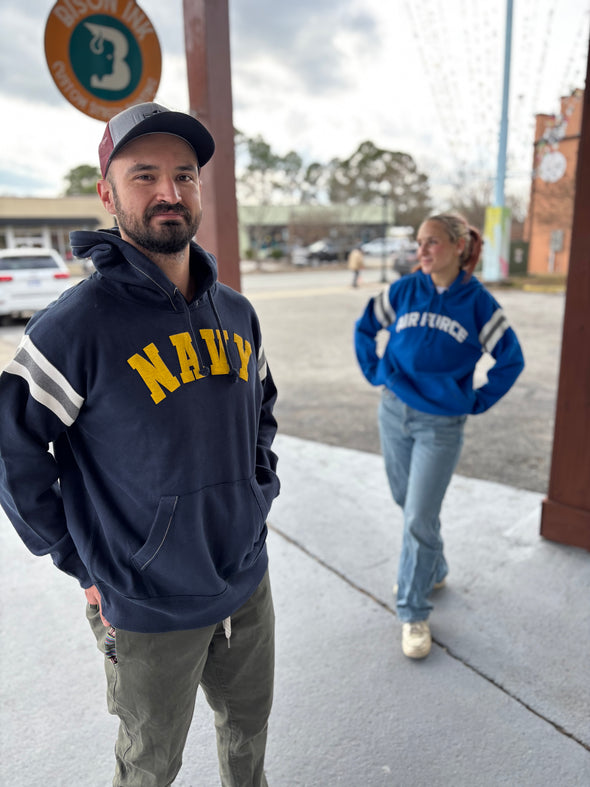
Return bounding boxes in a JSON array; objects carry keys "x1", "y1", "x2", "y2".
[
  {"x1": 233, "y1": 334, "x2": 252, "y2": 381},
  {"x1": 200, "y1": 329, "x2": 230, "y2": 375},
  {"x1": 127, "y1": 343, "x2": 180, "y2": 404},
  {"x1": 169, "y1": 332, "x2": 206, "y2": 384}
]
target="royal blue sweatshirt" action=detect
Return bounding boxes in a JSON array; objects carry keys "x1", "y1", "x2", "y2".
[
  {"x1": 355, "y1": 270, "x2": 524, "y2": 415},
  {"x1": 0, "y1": 229, "x2": 280, "y2": 633}
]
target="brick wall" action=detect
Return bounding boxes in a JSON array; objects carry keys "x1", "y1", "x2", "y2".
[{"x1": 524, "y1": 89, "x2": 583, "y2": 275}]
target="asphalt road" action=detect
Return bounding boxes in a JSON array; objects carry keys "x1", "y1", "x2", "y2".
[{"x1": 0, "y1": 265, "x2": 565, "y2": 494}]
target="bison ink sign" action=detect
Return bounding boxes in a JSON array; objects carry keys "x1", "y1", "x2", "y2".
[{"x1": 45, "y1": 0, "x2": 161, "y2": 121}]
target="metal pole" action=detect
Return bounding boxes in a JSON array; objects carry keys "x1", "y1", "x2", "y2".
[
  {"x1": 381, "y1": 196, "x2": 388, "y2": 283},
  {"x1": 495, "y1": 0, "x2": 513, "y2": 207}
]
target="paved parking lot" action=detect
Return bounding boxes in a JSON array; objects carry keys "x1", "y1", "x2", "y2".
[{"x1": 242, "y1": 267, "x2": 565, "y2": 494}]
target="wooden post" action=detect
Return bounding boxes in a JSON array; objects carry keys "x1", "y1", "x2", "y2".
[
  {"x1": 183, "y1": 0, "x2": 241, "y2": 292},
  {"x1": 540, "y1": 47, "x2": 590, "y2": 551}
]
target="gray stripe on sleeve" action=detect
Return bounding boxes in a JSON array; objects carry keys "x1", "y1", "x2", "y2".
[
  {"x1": 479, "y1": 309, "x2": 509, "y2": 352},
  {"x1": 373, "y1": 289, "x2": 395, "y2": 328},
  {"x1": 258, "y1": 345, "x2": 268, "y2": 382},
  {"x1": 4, "y1": 338, "x2": 83, "y2": 426}
]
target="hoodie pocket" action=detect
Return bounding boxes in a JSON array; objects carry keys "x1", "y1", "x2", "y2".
[{"x1": 131, "y1": 477, "x2": 268, "y2": 599}]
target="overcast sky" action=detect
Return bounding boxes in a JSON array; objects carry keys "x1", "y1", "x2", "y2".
[{"x1": 1, "y1": 0, "x2": 588, "y2": 201}]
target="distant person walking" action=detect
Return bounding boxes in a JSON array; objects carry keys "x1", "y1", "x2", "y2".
[
  {"x1": 354, "y1": 213, "x2": 524, "y2": 659},
  {"x1": 348, "y1": 245, "x2": 365, "y2": 287}
]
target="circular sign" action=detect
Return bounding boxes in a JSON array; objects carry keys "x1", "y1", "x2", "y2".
[
  {"x1": 44, "y1": 1, "x2": 161, "y2": 122},
  {"x1": 538, "y1": 151, "x2": 567, "y2": 183}
]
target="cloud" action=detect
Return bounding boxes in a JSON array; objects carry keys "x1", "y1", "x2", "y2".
[
  {"x1": 0, "y1": 0, "x2": 587, "y2": 198},
  {"x1": 230, "y1": 0, "x2": 380, "y2": 94},
  {"x1": 0, "y1": 4, "x2": 60, "y2": 104}
]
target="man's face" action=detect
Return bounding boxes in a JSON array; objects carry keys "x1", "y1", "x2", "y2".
[{"x1": 99, "y1": 133, "x2": 203, "y2": 255}]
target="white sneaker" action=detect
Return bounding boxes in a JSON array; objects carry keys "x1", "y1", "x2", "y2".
[
  {"x1": 393, "y1": 577, "x2": 446, "y2": 596},
  {"x1": 402, "y1": 621, "x2": 432, "y2": 659}
]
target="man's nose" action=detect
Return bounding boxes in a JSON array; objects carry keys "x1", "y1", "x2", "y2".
[{"x1": 157, "y1": 177, "x2": 182, "y2": 203}]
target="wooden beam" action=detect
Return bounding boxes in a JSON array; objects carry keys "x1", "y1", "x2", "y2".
[
  {"x1": 183, "y1": 0, "x2": 241, "y2": 292},
  {"x1": 540, "y1": 45, "x2": 590, "y2": 551}
]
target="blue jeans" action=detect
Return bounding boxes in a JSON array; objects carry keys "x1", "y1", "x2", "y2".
[{"x1": 378, "y1": 389, "x2": 466, "y2": 623}]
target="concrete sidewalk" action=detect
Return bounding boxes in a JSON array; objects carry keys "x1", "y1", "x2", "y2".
[{"x1": 1, "y1": 435, "x2": 589, "y2": 786}]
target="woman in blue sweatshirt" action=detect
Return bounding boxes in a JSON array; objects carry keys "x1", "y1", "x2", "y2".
[{"x1": 355, "y1": 213, "x2": 524, "y2": 659}]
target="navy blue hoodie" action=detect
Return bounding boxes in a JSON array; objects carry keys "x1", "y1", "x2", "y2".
[
  {"x1": 0, "y1": 229, "x2": 280, "y2": 633},
  {"x1": 355, "y1": 270, "x2": 524, "y2": 415}
]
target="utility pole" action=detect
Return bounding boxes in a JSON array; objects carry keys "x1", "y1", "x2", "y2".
[
  {"x1": 482, "y1": 0, "x2": 513, "y2": 282},
  {"x1": 183, "y1": 0, "x2": 241, "y2": 291}
]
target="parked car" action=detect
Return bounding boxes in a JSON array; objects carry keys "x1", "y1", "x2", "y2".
[
  {"x1": 361, "y1": 237, "x2": 404, "y2": 257},
  {"x1": 0, "y1": 247, "x2": 71, "y2": 320},
  {"x1": 392, "y1": 242, "x2": 419, "y2": 276},
  {"x1": 297, "y1": 239, "x2": 351, "y2": 264}
]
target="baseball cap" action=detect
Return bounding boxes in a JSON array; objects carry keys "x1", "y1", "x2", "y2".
[{"x1": 98, "y1": 102, "x2": 215, "y2": 178}]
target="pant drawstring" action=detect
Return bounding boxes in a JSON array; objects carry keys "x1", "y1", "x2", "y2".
[{"x1": 222, "y1": 616, "x2": 231, "y2": 648}]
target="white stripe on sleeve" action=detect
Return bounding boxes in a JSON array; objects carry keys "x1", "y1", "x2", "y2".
[
  {"x1": 4, "y1": 335, "x2": 84, "y2": 426},
  {"x1": 373, "y1": 289, "x2": 396, "y2": 328},
  {"x1": 479, "y1": 308, "x2": 509, "y2": 353},
  {"x1": 257, "y1": 345, "x2": 268, "y2": 382}
]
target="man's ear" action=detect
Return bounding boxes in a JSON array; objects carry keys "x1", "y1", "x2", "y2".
[{"x1": 97, "y1": 179, "x2": 116, "y2": 216}]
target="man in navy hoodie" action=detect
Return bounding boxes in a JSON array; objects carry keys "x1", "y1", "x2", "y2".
[{"x1": 0, "y1": 103, "x2": 280, "y2": 786}]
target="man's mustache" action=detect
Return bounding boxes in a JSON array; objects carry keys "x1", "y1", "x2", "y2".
[{"x1": 146, "y1": 204, "x2": 191, "y2": 220}]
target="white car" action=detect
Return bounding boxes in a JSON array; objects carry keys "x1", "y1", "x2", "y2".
[
  {"x1": 0, "y1": 247, "x2": 72, "y2": 320},
  {"x1": 361, "y1": 237, "x2": 405, "y2": 256}
]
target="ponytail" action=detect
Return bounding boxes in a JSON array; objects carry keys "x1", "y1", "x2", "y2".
[{"x1": 461, "y1": 226, "x2": 483, "y2": 280}]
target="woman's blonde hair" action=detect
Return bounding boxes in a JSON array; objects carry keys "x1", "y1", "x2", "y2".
[{"x1": 427, "y1": 213, "x2": 483, "y2": 280}]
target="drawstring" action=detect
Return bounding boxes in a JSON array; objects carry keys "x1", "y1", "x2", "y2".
[
  {"x1": 222, "y1": 616, "x2": 232, "y2": 648},
  {"x1": 178, "y1": 289, "x2": 211, "y2": 377},
  {"x1": 207, "y1": 291, "x2": 240, "y2": 383}
]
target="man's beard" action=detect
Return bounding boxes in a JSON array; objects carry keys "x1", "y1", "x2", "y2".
[{"x1": 112, "y1": 188, "x2": 201, "y2": 255}]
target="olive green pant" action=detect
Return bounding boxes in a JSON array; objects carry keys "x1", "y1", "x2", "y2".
[{"x1": 88, "y1": 572, "x2": 275, "y2": 786}]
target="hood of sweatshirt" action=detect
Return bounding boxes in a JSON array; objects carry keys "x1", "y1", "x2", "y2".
[
  {"x1": 1, "y1": 225, "x2": 280, "y2": 633},
  {"x1": 70, "y1": 227, "x2": 217, "y2": 310}
]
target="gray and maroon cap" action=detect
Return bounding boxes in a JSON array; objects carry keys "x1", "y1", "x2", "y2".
[{"x1": 98, "y1": 102, "x2": 215, "y2": 178}]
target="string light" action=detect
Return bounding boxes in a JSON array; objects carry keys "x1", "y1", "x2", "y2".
[{"x1": 403, "y1": 0, "x2": 588, "y2": 194}]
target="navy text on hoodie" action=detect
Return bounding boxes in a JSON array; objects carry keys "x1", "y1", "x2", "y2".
[{"x1": 0, "y1": 229, "x2": 280, "y2": 633}]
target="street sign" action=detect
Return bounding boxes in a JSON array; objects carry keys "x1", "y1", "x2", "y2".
[{"x1": 44, "y1": 0, "x2": 161, "y2": 121}]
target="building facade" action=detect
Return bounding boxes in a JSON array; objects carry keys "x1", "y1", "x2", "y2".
[
  {"x1": 0, "y1": 196, "x2": 397, "y2": 261},
  {"x1": 524, "y1": 88, "x2": 584, "y2": 275},
  {"x1": 0, "y1": 196, "x2": 111, "y2": 259}
]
